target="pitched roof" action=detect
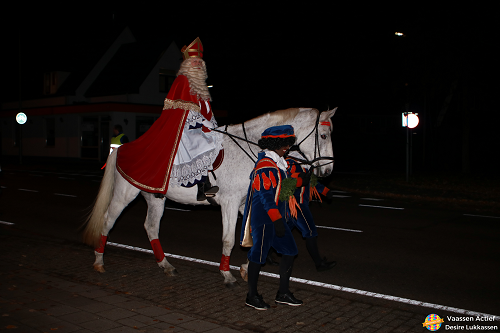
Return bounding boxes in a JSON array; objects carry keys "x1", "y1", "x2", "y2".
[{"x1": 85, "y1": 39, "x2": 174, "y2": 98}]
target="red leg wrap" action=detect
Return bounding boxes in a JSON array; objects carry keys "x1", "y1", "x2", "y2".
[
  {"x1": 95, "y1": 235, "x2": 107, "y2": 253},
  {"x1": 150, "y1": 239, "x2": 165, "y2": 262},
  {"x1": 219, "y1": 254, "x2": 230, "y2": 271}
]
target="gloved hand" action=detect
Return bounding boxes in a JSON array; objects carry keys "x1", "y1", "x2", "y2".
[
  {"x1": 201, "y1": 119, "x2": 213, "y2": 133},
  {"x1": 298, "y1": 172, "x2": 311, "y2": 187},
  {"x1": 273, "y1": 218, "x2": 286, "y2": 238},
  {"x1": 202, "y1": 119, "x2": 214, "y2": 129}
]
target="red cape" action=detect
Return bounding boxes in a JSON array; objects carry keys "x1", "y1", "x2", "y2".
[{"x1": 116, "y1": 75, "x2": 201, "y2": 194}]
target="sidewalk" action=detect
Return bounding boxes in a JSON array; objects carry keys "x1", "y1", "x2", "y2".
[{"x1": 0, "y1": 225, "x2": 482, "y2": 333}]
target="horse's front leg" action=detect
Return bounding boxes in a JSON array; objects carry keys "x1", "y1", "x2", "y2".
[
  {"x1": 219, "y1": 199, "x2": 240, "y2": 288},
  {"x1": 142, "y1": 192, "x2": 178, "y2": 276}
]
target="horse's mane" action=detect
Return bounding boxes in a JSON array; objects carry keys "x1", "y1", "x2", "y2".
[{"x1": 250, "y1": 108, "x2": 301, "y2": 126}]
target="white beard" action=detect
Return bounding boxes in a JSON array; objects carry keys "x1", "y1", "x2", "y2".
[{"x1": 178, "y1": 60, "x2": 212, "y2": 101}]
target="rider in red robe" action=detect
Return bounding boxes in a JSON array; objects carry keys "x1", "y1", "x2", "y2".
[{"x1": 116, "y1": 37, "x2": 222, "y2": 200}]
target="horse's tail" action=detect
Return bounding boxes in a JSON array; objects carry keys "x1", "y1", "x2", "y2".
[{"x1": 82, "y1": 150, "x2": 117, "y2": 248}]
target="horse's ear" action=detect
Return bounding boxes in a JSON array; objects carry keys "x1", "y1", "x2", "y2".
[{"x1": 321, "y1": 107, "x2": 337, "y2": 120}]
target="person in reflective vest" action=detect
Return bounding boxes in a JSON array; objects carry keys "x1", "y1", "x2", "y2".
[{"x1": 109, "y1": 124, "x2": 129, "y2": 155}]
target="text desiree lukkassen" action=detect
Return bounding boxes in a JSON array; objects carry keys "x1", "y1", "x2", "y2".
[{"x1": 445, "y1": 315, "x2": 498, "y2": 331}]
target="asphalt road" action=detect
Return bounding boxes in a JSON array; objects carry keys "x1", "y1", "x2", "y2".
[{"x1": 1, "y1": 164, "x2": 499, "y2": 319}]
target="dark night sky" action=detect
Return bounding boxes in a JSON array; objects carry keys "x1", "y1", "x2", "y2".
[
  {"x1": 2, "y1": 4, "x2": 499, "y2": 173},
  {"x1": 5, "y1": 4, "x2": 497, "y2": 118}
]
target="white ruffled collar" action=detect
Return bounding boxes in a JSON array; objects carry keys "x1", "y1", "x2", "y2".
[{"x1": 264, "y1": 150, "x2": 288, "y2": 173}]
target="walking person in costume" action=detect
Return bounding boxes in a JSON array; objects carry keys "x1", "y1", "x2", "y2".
[
  {"x1": 240, "y1": 125, "x2": 309, "y2": 310},
  {"x1": 286, "y1": 150, "x2": 337, "y2": 271},
  {"x1": 116, "y1": 37, "x2": 223, "y2": 201}
]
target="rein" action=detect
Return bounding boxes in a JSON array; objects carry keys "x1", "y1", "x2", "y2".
[
  {"x1": 212, "y1": 113, "x2": 335, "y2": 169},
  {"x1": 212, "y1": 125, "x2": 259, "y2": 163},
  {"x1": 288, "y1": 113, "x2": 334, "y2": 172}
]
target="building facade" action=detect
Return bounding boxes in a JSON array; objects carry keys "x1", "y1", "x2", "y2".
[{"x1": 1, "y1": 27, "x2": 183, "y2": 164}]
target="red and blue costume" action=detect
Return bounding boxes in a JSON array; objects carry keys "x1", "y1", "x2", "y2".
[
  {"x1": 241, "y1": 125, "x2": 303, "y2": 310},
  {"x1": 240, "y1": 151, "x2": 298, "y2": 264}
]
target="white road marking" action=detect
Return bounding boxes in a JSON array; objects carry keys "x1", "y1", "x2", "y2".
[
  {"x1": 18, "y1": 189, "x2": 39, "y2": 192},
  {"x1": 463, "y1": 214, "x2": 500, "y2": 219},
  {"x1": 107, "y1": 241, "x2": 498, "y2": 319},
  {"x1": 361, "y1": 198, "x2": 384, "y2": 201},
  {"x1": 330, "y1": 195, "x2": 351, "y2": 198},
  {"x1": 54, "y1": 193, "x2": 77, "y2": 198},
  {"x1": 0, "y1": 221, "x2": 14, "y2": 225},
  {"x1": 359, "y1": 204, "x2": 404, "y2": 210},
  {"x1": 331, "y1": 190, "x2": 348, "y2": 193},
  {"x1": 58, "y1": 177, "x2": 75, "y2": 180},
  {"x1": 316, "y1": 225, "x2": 363, "y2": 233},
  {"x1": 165, "y1": 207, "x2": 191, "y2": 212}
]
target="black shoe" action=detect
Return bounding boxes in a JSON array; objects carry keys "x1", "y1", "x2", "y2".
[
  {"x1": 245, "y1": 293, "x2": 270, "y2": 310},
  {"x1": 197, "y1": 192, "x2": 207, "y2": 201},
  {"x1": 316, "y1": 258, "x2": 337, "y2": 272},
  {"x1": 275, "y1": 291, "x2": 303, "y2": 306}
]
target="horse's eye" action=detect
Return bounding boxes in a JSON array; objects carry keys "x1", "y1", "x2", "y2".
[{"x1": 321, "y1": 134, "x2": 327, "y2": 140}]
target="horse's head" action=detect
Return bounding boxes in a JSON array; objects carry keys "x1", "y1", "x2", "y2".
[{"x1": 291, "y1": 108, "x2": 337, "y2": 177}]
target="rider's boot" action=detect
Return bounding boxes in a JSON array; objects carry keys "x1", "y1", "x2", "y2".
[{"x1": 197, "y1": 177, "x2": 219, "y2": 201}]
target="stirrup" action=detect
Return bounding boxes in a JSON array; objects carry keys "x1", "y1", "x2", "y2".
[
  {"x1": 196, "y1": 186, "x2": 218, "y2": 201},
  {"x1": 205, "y1": 186, "x2": 219, "y2": 195}
]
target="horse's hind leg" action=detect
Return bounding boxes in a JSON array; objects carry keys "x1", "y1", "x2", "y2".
[
  {"x1": 142, "y1": 192, "x2": 177, "y2": 276},
  {"x1": 94, "y1": 174, "x2": 140, "y2": 272},
  {"x1": 219, "y1": 199, "x2": 240, "y2": 288}
]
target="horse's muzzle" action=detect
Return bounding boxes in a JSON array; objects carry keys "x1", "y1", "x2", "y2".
[
  {"x1": 314, "y1": 167, "x2": 332, "y2": 178},
  {"x1": 322, "y1": 168, "x2": 332, "y2": 177}
]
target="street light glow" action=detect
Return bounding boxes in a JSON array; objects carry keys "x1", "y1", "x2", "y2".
[
  {"x1": 395, "y1": 32, "x2": 406, "y2": 37},
  {"x1": 402, "y1": 112, "x2": 419, "y2": 128},
  {"x1": 407, "y1": 114, "x2": 419, "y2": 128},
  {"x1": 16, "y1": 112, "x2": 27, "y2": 125}
]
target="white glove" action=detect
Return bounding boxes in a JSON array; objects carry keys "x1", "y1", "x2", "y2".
[{"x1": 202, "y1": 119, "x2": 214, "y2": 129}]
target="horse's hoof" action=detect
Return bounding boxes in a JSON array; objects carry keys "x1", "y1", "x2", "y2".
[
  {"x1": 239, "y1": 266, "x2": 248, "y2": 282},
  {"x1": 94, "y1": 265, "x2": 105, "y2": 273},
  {"x1": 225, "y1": 281, "x2": 239, "y2": 289},
  {"x1": 165, "y1": 269, "x2": 178, "y2": 277}
]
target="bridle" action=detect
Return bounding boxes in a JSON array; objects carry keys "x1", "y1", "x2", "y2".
[
  {"x1": 211, "y1": 112, "x2": 334, "y2": 172},
  {"x1": 287, "y1": 112, "x2": 334, "y2": 174}
]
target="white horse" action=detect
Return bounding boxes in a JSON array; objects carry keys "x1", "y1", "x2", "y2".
[{"x1": 83, "y1": 107, "x2": 336, "y2": 287}]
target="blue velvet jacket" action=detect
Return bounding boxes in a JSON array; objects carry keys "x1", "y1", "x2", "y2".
[{"x1": 240, "y1": 152, "x2": 289, "y2": 247}]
